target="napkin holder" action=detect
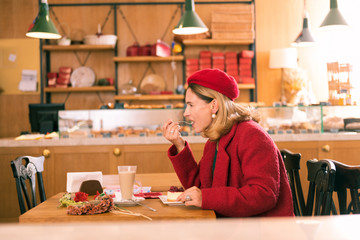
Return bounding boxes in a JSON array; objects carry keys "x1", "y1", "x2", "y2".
[
  {"x1": 79, "y1": 180, "x2": 103, "y2": 195},
  {"x1": 66, "y1": 171, "x2": 103, "y2": 193}
]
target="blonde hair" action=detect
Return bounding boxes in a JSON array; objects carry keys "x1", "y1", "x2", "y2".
[{"x1": 188, "y1": 83, "x2": 260, "y2": 141}]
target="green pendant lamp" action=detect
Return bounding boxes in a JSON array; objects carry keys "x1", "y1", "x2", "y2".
[
  {"x1": 26, "y1": 0, "x2": 61, "y2": 39},
  {"x1": 172, "y1": 0, "x2": 208, "y2": 35},
  {"x1": 320, "y1": 0, "x2": 348, "y2": 29}
]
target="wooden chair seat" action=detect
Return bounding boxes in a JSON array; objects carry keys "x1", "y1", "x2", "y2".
[
  {"x1": 280, "y1": 149, "x2": 305, "y2": 216},
  {"x1": 10, "y1": 156, "x2": 46, "y2": 214},
  {"x1": 304, "y1": 159, "x2": 336, "y2": 216}
]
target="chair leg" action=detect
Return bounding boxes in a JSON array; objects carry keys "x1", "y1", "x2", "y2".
[
  {"x1": 350, "y1": 189, "x2": 360, "y2": 214},
  {"x1": 337, "y1": 189, "x2": 348, "y2": 214}
]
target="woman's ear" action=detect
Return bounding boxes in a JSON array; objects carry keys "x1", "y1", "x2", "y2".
[{"x1": 211, "y1": 99, "x2": 219, "y2": 113}]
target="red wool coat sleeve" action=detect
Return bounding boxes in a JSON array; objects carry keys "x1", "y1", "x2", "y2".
[{"x1": 168, "y1": 120, "x2": 294, "y2": 217}]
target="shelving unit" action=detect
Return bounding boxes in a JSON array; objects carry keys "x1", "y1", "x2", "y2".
[{"x1": 40, "y1": 1, "x2": 256, "y2": 105}]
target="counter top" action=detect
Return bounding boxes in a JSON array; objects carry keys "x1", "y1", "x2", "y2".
[{"x1": 1, "y1": 132, "x2": 360, "y2": 147}]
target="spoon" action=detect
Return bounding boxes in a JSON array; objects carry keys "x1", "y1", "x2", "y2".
[
  {"x1": 132, "y1": 200, "x2": 156, "y2": 212},
  {"x1": 178, "y1": 121, "x2": 193, "y2": 125}
]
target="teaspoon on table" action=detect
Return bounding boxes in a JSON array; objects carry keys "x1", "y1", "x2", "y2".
[{"x1": 132, "y1": 200, "x2": 157, "y2": 212}]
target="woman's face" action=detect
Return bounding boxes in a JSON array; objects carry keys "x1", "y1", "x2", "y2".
[{"x1": 184, "y1": 88, "x2": 213, "y2": 133}]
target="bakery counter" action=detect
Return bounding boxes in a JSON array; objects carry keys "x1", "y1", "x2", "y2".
[
  {"x1": 2, "y1": 132, "x2": 360, "y2": 222},
  {"x1": 2, "y1": 131, "x2": 360, "y2": 148},
  {"x1": 0, "y1": 136, "x2": 207, "y2": 147}
]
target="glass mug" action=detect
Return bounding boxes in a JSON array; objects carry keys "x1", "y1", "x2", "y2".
[{"x1": 117, "y1": 166, "x2": 137, "y2": 200}]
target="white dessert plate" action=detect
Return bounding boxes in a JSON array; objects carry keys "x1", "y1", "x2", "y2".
[
  {"x1": 113, "y1": 196, "x2": 145, "y2": 206},
  {"x1": 158, "y1": 195, "x2": 184, "y2": 206}
]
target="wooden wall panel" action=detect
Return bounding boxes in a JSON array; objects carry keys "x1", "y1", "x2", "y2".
[{"x1": 1, "y1": 0, "x2": 331, "y2": 137}]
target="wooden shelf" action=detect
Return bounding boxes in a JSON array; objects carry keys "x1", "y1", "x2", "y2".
[
  {"x1": 113, "y1": 56, "x2": 184, "y2": 63},
  {"x1": 44, "y1": 86, "x2": 116, "y2": 93},
  {"x1": 238, "y1": 84, "x2": 255, "y2": 90},
  {"x1": 182, "y1": 39, "x2": 254, "y2": 46},
  {"x1": 43, "y1": 45, "x2": 115, "y2": 51},
  {"x1": 114, "y1": 94, "x2": 184, "y2": 101}
]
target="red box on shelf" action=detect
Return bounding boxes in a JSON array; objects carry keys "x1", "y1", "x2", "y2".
[
  {"x1": 225, "y1": 58, "x2": 238, "y2": 65},
  {"x1": 59, "y1": 72, "x2": 70, "y2": 80},
  {"x1": 56, "y1": 77, "x2": 70, "y2": 85},
  {"x1": 225, "y1": 51, "x2": 237, "y2": 59},
  {"x1": 212, "y1": 52, "x2": 224, "y2": 59},
  {"x1": 199, "y1": 51, "x2": 212, "y2": 58},
  {"x1": 226, "y1": 64, "x2": 238, "y2": 71},
  {"x1": 239, "y1": 77, "x2": 255, "y2": 84},
  {"x1": 212, "y1": 65, "x2": 225, "y2": 71},
  {"x1": 226, "y1": 69, "x2": 239, "y2": 76},
  {"x1": 239, "y1": 58, "x2": 252, "y2": 65},
  {"x1": 239, "y1": 64, "x2": 252, "y2": 71},
  {"x1": 186, "y1": 58, "x2": 199, "y2": 65},
  {"x1": 239, "y1": 50, "x2": 254, "y2": 59},
  {"x1": 229, "y1": 74, "x2": 240, "y2": 83},
  {"x1": 199, "y1": 58, "x2": 211, "y2": 65},
  {"x1": 212, "y1": 59, "x2": 224, "y2": 65},
  {"x1": 199, "y1": 65, "x2": 212, "y2": 70},
  {"x1": 59, "y1": 66, "x2": 72, "y2": 74},
  {"x1": 239, "y1": 70, "x2": 252, "y2": 77},
  {"x1": 186, "y1": 64, "x2": 199, "y2": 72}
]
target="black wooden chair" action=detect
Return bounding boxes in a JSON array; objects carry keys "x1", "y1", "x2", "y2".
[
  {"x1": 330, "y1": 160, "x2": 360, "y2": 214},
  {"x1": 10, "y1": 156, "x2": 46, "y2": 214},
  {"x1": 280, "y1": 149, "x2": 305, "y2": 216},
  {"x1": 303, "y1": 159, "x2": 336, "y2": 216}
]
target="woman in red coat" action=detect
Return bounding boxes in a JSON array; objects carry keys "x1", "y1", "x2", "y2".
[{"x1": 162, "y1": 69, "x2": 294, "y2": 217}]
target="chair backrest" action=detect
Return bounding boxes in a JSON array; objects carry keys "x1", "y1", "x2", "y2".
[
  {"x1": 304, "y1": 159, "x2": 336, "y2": 216},
  {"x1": 10, "y1": 156, "x2": 46, "y2": 214},
  {"x1": 331, "y1": 160, "x2": 360, "y2": 214},
  {"x1": 280, "y1": 149, "x2": 305, "y2": 216}
]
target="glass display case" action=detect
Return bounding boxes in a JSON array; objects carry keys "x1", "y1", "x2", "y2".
[
  {"x1": 58, "y1": 109, "x2": 188, "y2": 138},
  {"x1": 257, "y1": 105, "x2": 360, "y2": 134},
  {"x1": 257, "y1": 106, "x2": 322, "y2": 134}
]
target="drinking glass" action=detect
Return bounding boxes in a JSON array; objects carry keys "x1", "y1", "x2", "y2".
[{"x1": 117, "y1": 166, "x2": 137, "y2": 200}]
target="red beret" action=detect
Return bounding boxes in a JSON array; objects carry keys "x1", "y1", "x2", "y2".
[{"x1": 187, "y1": 69, "x2": 239, "y2": 101}]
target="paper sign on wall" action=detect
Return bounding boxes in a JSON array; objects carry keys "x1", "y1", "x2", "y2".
[{"x1": 18, "y1": 69, "x2": 37, "y2": 91}]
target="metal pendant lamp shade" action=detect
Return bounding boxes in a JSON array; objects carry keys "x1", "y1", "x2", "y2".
[
  {"x1": 172, "y1": 0, "x2": 208, "y2": 35},
  {"x1": 320, "y1": 0, "x2": 348, "y2": 29},
  {"x1": 292, "y1": 13, "x2": 316, "y2": 47},
  {"x1": 26, "y1": 0, "x2": 61, "y2": 39}
]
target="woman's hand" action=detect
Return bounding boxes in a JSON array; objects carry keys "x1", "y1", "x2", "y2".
[
  {"x1": 177, "y1": 186, "x2": 202, "y2": 208},
  {"x1": 162, "y1": 119, "x2": 185, "y2": 153}
]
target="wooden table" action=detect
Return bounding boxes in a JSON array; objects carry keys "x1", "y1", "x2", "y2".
[{"x1": 19, "y1": 192, "x2": 216, "y2": 223}]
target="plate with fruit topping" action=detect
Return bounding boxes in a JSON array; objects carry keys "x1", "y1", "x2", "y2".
[{"x1": 158, "y1": 186, "x2": 185, "y2": 206}]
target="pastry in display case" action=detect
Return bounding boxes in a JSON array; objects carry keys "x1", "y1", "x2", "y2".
[{"x1": 322, "y1": 106, "x2": 360, "y2": 132}]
